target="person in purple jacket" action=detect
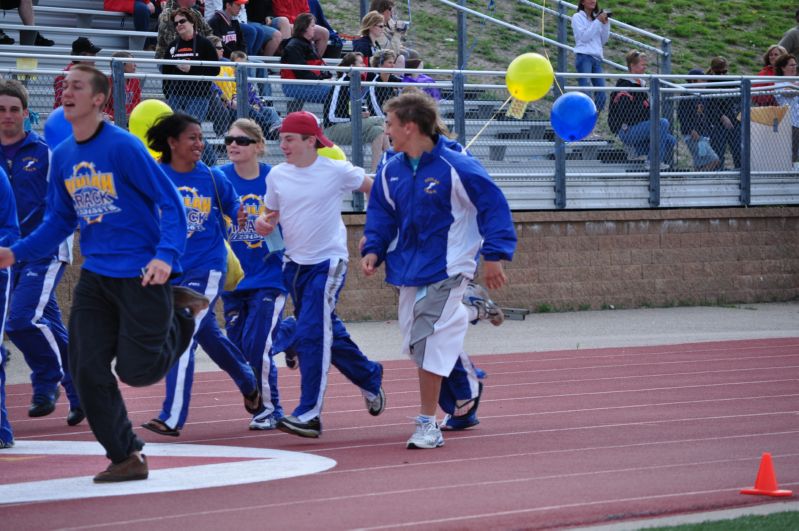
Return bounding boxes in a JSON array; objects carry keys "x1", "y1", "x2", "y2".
[{"x1": 0, "y1": 65, "x2": 205, "y2": 482}]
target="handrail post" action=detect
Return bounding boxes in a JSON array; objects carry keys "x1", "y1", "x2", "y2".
[
  {"x1": 557, "y1": 1, "x2": 567, "y2": 75},
  {"x1": 235, "y1": 64, "x2": 248, "y2": 119},
  {"x1": 350, "y1": 73, "x2": 365, "y2": 211},
  {"x1": 740, "y1": 78, "x2": 751, "y2": 206},
  {"x1": 554, "y1": 75, "x2": 566, "y2": 209},
  {"x1": 648, "y1": 77, "x2": 661, "y2": 207},
  {"x1": 661, "y1": 39, "x2": 672, "y2": 76},
  {"x1": 457, "y1": 0, "x2": 467, "y2": 69},
  {"x1": 111, "y1": 59, "x2": 127, "y2": 128},
  {"x1": 453, "y1": 72, "x2": 466, "y2": 146}
]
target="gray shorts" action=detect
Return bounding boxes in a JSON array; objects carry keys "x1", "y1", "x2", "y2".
[{"x1": 324, "y1": 116, "x2": 384, "y2": 145}]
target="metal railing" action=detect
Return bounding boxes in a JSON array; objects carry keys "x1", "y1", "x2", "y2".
[{"x1": 3, "y1": 51, "x2": 798, "y2": 212}]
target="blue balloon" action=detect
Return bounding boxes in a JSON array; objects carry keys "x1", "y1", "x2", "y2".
[
  {"x1": 44, "y1": 106, "x2": 72, "y2": 148},
  {"x1": 550, "y1": 92, "x2": 598, "y2": 142}
]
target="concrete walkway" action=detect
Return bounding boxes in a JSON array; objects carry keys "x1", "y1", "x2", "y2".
[{"x1": 4, "y1": 302, "x2": 798, "y2": 384}]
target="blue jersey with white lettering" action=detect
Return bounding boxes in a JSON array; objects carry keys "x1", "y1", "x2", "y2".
[
  {"x1": 218, "y1": 162, "x2": 285, "y2": 292},
  {"x1": 161, "y1": 161, "x2": 240, "y2": 273},
  {"x1": 11, "y1": 122, "x2": 186, "y2": 278}
]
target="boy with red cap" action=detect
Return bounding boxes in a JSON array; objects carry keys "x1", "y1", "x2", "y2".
[{"x1": 255, "y1": 111, "x2": 385, "y2": 438}]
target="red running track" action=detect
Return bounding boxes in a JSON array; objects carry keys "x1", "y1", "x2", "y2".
[{"x1": 1, "y1": 337, "x2": 798, "y2": 530}]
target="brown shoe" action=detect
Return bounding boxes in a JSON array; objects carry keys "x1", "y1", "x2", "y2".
[
  {"x1": 173, "y1": 286, "x2": 210, "y2": 317},
  {"x1": 93, "y1": 453, "x2": 149, "y2": 483}
]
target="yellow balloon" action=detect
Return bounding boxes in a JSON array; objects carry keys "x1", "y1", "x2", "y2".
[
  {"x1": 505, "y1": 53, "x2": 555, "y2": 103},
  {"x1": 129, "y1": 99, "x2": 173, "y2": 159},
  {"x1": 317, "y1": 144, "x2": 347, "y2": 161}
]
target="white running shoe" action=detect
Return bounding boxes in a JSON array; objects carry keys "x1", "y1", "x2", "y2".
[
  {"x1": 462, "y1": 283, "x2": 504, "y2": 326},
  {"x1": 406, "y1": 417, "x2": 444, "y2": 449},
  {"x1": 249, "y1": 411, "x2": 279, "y2": 430}
]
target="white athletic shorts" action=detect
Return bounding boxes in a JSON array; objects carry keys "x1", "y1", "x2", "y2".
[{"x1": 398, "y1": 275, "x2": 469, "y2": 377}]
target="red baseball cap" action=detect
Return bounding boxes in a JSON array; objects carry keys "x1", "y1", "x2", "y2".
[{"x1": 279, "y1": 111, "x2": 334, "y2": 148}]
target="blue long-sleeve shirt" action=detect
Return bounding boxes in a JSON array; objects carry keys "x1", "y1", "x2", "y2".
[
  {"x1": 11, "y1": 122, "x2": 187, "y2": 278},
  {"x1": 161, "y1": 161, "x2": 239, "y2": 273},
  {"x1": 218, "y1": 162, "x2": 285, "y2": 292},
  {"x1": 363, "y1": 135, "x2": 516, "y2": 287},
  {"x1": 0, "y1": 166, "x2": 20, "y2": 248}
]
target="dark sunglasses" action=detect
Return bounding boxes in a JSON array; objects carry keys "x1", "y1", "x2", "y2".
[
  {"x1": 714, "y1": 69, "x2": 728, "y2": 74},
  {"x1": 215, "y1": 45, "x2": 224, "y2": 50},
  {"x1": 173, "y1": 18, "x2": 189, "y2": 27},
  {"x1": 225, "y1": 135, "x2": 257, "y2": 146}
]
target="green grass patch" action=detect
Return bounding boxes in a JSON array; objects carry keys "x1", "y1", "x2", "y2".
[{"x1": 648, "y1": 511, "x2": 799, "y2": 530}]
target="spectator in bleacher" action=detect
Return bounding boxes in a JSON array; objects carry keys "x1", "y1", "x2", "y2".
[
  {"x1": 773, "y1": 53, "x2": 799, "y2": 163},
  {"x1": 105, "y1": 51, "x2": 142, "y2": 120},
  {"x1": 280, "y1": 12, "x2": 331, "y2": 105},
  {"x1": 307, "y1": 0, "x2": 342, "y2": 59},
  {"x1": 104, "y1": 0, "x2": 156, "y2": 32},
  {"x1": 677, "y1": 69, "x2": 720, "y2": 171},
  {"x1": 206, "y1": 0, "x2": 276, "y2": 57},
  {"x1": 779, "y1": 9, "x2": 799, "y2": 58},
  {"x1": 208, "y1": 0, "x2": 248, "y2": 58},
  {"x1": 214, "y1": 50, "x2": 281, "y2": 138},
  {"x1": 0, "y1": 0, "x2": 54, "y2": 46},
  {"x1": 705, "y1": 56, "x2": 741, "y2": 169},
  {"x1": 400, "y1": 50, "x2": 441, "y2": 100},
  {"x1": 571, "y1": 0, "x2": 610, "y2": 112},
  {"x1": 246, "y1": 0, "x2": 291, "y2": 43},
  {"x1": 53, "y1": 38, "x2": 102, "y2": 109},
  {"x1": 352, "y1": 11, "x2": 386, "y2": 68},
  {"x1": 753, "y1": 44, "x2": 787, "y2": 107},
  {"x1": 607, "y1": 50, "x2": 675, "y2": 168},
  {"x1": 322, "y1": 51, "x2": 386, "y2": 172},
  {"x1": 162, "y1": 6, "x2": 220, "y2": 166},
  {"x1": 272, "y1": 0, "x2": 329, "y2": 58},
  {"x1": 369, "y1": 0, "x2": 412, "y2": 70},
  {"x1": 156, "y1": 0, "x2": 214, "y2": 59},
  {"x1": 366, "y1": 49, "x2": 401, "y2": 120}
]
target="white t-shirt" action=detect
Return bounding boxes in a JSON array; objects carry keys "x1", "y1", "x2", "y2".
[{"x1": 265, "y1": 157, "x2": 365, "y2": 265}]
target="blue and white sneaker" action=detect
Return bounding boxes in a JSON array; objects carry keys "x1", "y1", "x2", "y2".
[
  {"x1": 441, "y1": 412, "x2": 480, "y2": 431},
  {"x1": 463, "y1": 283, "x2": 504, "y2": 326},
  {"x1": 249, "y1": 410, "x2": 279, "y2": 431},
  {"x1": 406, "y1": 417, "x2": 444, "y2": 449}
]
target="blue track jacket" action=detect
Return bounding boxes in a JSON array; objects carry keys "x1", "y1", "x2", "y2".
[{"x1": 363, "y1": 135, "x2": 516, "y2": 287}]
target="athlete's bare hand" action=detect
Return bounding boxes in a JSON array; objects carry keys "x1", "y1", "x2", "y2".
[
  {"x1": 0, "y1": 247, "x2": 15, "y2": 268},
  {"x1": 482, "y1": 260, "x2": 507, "y2": 290},
  {"x1": 237, "y1": 204, "x2": 247, "y2": 228},
  {"x1": 361, "y1": 253, "x2": 378, "y2": 276},
  {"x1": 141, "y1": 258, "x2": 172, "y2": 286},
  {"x1": 255, "y1": 211, "x2": 279, "y2": 236}
]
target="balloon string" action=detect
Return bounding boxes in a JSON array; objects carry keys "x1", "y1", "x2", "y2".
[
  {"x1": 540, "y1": 0, "x2": 563, "y2": 95},
  {"x1": 464, "y1": 94, "x2": 512, "y2": 150}
]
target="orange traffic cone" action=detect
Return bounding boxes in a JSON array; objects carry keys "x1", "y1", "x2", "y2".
[{"x1": 740, "y1": 452, "x2": 793, "y2": 497}]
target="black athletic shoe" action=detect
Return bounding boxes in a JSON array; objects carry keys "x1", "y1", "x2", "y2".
[
  {"x1": 277, "y1": 415, "x2": 321, "y2": 438},
  {"x1": 34, "y1": 33, "x2": 54, "y2": 46},
  {"x1": 28, "y1": 388, "x2": 59, "y2": 417},
  {"x1": 67, "y1": 407, "x2": 85, "y2": 426},
  {"x1": 0, "y1": 32, "x2": 14, "y2": 45}
]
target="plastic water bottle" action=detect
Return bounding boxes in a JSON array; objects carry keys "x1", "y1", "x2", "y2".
[{"x1": 263, "y1": 228, "x2": 285, "y2": 253}]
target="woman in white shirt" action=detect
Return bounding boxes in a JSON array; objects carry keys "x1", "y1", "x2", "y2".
[{"x1": 572, "y1": 0, "x2": 610, "y2": 111}]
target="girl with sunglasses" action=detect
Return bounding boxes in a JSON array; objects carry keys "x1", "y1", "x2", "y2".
[
  {"x1": 352, "y1": 11, "x2": 387, "y2": 68},
  {"x1": 142, "y1": 112, "x2": 261, "y2": 437},
  {"x1": 218, "y1": 119, "x2": 288, "y2": 430}
]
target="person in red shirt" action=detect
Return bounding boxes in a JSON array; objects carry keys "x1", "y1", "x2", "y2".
[
  {"x1": 53, "y1": 38, "x2": 102, "y2": 109},
  {"x1": 272, "y1": 0, "x2": 328, "y2": 57},
  {"x1": 104, "y1": 51, "x2": 142, "y2": 120}
]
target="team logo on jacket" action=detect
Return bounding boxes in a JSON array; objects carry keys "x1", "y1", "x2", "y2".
[
  {"x1": 64, "y1": 162, "x2": 121, "y2": 224},
  {"x1": 228, "y1": 193, "x2": 264, "y2": 248},
  {"x1": 423, "y1": 177, "x2": 440, "y2": 194},
  {"x1": 22, "y1": 157, "x2": 38, "y2": 172},
  {"x1": 178, "y1": 186, "x2": 212, "y2": 237}
]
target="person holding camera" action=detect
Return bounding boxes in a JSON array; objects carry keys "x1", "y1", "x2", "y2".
[{"x1": 572, "y1": 0, "x2": 611, "y2": 112}]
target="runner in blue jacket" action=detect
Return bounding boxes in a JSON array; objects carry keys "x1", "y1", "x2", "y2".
[
  {"x1": 0, "y1": 165, "x2": 19, "y2": 449},
  {"x1": 0, "y1": 79, "x2": 81, "y2": 424},
  {"x1": 362, "y1": 91, "x2": 516, "y2": 449}
]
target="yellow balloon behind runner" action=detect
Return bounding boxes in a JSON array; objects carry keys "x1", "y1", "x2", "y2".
[
  {"x1": 505, "y1": 53, "x2": 555, "y2": 102},
  {"x1": 317, "y1": 144, "x2": 347, "y2": 161},
  {"x1": 129, "y1": 99, "x2": 173, "y2": 159}
]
